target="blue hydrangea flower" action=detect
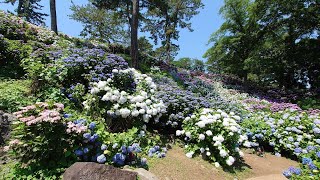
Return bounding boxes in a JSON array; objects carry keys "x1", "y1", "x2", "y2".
[
  {"x1": 308, "y1": 163, "x2": 317, "y2": 170},
  {"x1": 89, "y1": 134, "x2": 99, "y2": 142},
  {"x1": 294, "y1": 147, "x2": 302, "y2": 154},
  {"x1": 112, "y1": 153, "x2": 126, "y2": 165},
  {"x1": 288, "y1": 137, "x2": 294, "y2": 142},
  {"x1": 127, "y1": 146, "x2": 134, "y2": 153},
  {"x1": 149, "y1": 148, "x2": 156, "y2": 154},
  {"x1": 121, "y1": 145, "x2": 127, "y2": 154},
  {"x1": 89, "y1": 122, "x2": 96, "y2": 130},
  {"x1": 97, "y1": 154, "x2": 107, "y2": 164},
  {"x1": 75, "y1": 149, "x2": 84, "y2": 156},
  {"x1": 141, "y1": 158, "x2": 147, "y2": 166},
  {"x1": 283, "y1": 170, "x2": 292, "y2": 178},
  {"x1": 302, "y1": 157, "x2": 312, "y2": 165},
  {"x1": 83, "y1": 147, "x2": 89, "y2": 154},
  {"x1": 307, "y1": 146, "x2": 315, "y2": 152},
  {"x1": 154, "y1": 146, "x2": 160, "y2": 151},
  {"x1": 313, "y1": 128, "x2": 320, "y2": 134},
  {"x1": 292, "y1": 168, "x2": 301, "y2": 175},
  {"x1": 101, "y1": 144, "x2": 108, "y2": 151},
  {"x1": 63, "y1": 114, "x2": 72, "y2": 118},
  {"x1": 83, "y1": 133, "x2": 91, "y2": 139},
  {"x1": 316, "y1": 152, "x2": 320, "y2": 158}
]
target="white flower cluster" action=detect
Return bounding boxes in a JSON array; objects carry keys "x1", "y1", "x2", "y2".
[
  {"x1": 178, "y1": 108, "x2": 249, "y2": 167},
  {"x1": 84, "y1": 68, "x2": 166, "y2": 122}
]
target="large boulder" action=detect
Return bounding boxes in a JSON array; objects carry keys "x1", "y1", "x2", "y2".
[
  {"x1": 63, "y1": 162, "x2": 137, "y2": 180},
  {"x1": 0, "y1": 111, "x2": 14, "y2": 145}
]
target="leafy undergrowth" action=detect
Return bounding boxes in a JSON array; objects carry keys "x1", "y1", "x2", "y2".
[{"x1": 0, "y1": 80, "x2": 36, "y2": 112}]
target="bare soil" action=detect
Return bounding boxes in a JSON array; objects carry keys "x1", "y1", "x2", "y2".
[{"x1": 148, "y1": 146, "x2": 298, "y2": 180}]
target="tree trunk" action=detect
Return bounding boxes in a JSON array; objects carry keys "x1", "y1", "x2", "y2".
[
  {"x1": 50, "y1": 0, "x2": 58, "y2": 34},
  {"x1": 131, "y1": 0, "x2": 139, "y2": 69},
  {"x1": 17, "y1": 0, "x2": 23, "y2": 16}
]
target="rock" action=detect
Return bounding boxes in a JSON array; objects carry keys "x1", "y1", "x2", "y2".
[
  {"x1": 0, "y1": 111, "x2": 15, "y2": 145},
  {"x1": 63, "y1": 162, "x2": 137, "y2": 180},
  {"x1": 124, "y1": 168, "x2": 159, "y2": 180}
]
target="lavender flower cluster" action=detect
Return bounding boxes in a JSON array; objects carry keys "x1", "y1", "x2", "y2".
[{"x1": 58, "y1": 48, "x2": 128, "y2": 87}]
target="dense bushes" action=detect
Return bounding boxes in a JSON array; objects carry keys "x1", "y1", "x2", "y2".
[{"x1": 177, "y1": 108, "x2": 250, "y2": 167}]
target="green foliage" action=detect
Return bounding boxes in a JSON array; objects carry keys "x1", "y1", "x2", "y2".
[
  {"x1": 70, "y1": 3, "x2": 129, "y2": 43},
  {"x1": 2, "y1": 162, "x2": 65, "y2": 180},
  {"x1": 9, "y1": 102, "x2": 75, "y2": 168},
  {"x1": 0, "y1": 80, "x2": 36, "y2": 112},
  {"x1": 172, "y1": 58, "x2": 206, "y2": 72},
  {"x1": 205, "y1": 0, "x2": 320, "y2": 89},
  {"x1": 4, "y1": 0, "x2": 48, "y2": 25},
  {"x1": 297, "y1": 97, "x2": 320, "y2": 110}
]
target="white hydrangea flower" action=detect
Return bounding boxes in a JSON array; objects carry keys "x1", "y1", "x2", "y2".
[
  {"x1": 90, "y1": 87, "x2": 100, "y2": 94},
  {"x1": 186, "y1": 152, "x2": 194, "y2": 158},
  {"x1": 186, "y1": 131, "x2": 192, "y2": 138},
  {"x1": 196, "y1": 121, "x2": 206, "y2": 128},
  {"x1": 205, "y1": 130, "x2": 213, "y2": 136},
  {"x1": 243, "y1": 141, "x2": 251, "y2": 147},
  {"x1": 214, "y1": 162, "x2": 220, "y2": 168},
  {"x1": 219, "y1": 149, "x2": 228, "y2": 157},
  {"x1": 226, "y1": 156, "x2": 235, "y2": 166},
  {"x1": 199, "y1": 134, "x2": 205, "y2": 140}
]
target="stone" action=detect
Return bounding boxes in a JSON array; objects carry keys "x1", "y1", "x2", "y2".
[
  {"x1": 124, "y1": 168, "x2": 159, "y2": 180},
  {"x1": 63, "y1": 162, "x2": 137, "y2": 180},
  {"x1": 0, "y1": 111, "x2": 15, "y2": 145}
]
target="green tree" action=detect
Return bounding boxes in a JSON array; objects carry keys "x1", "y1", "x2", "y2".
[
  {"x1": 250, "y1": 0, "x2": 320, "y2": 89},
  {"x1": 3, "y1": 0, "x2": 48, "y2": 25},
  {"x1": 70, "y1": 3, "x2": 129, "y2": 44},
  {"x1": 204, "y1": 0, "x2": 257, "y2": 80},
  {"x1": 192, "y1": 59, "x2": 205, "y2": 72},
  {"x1": 92, "y1": 0, "x2": 140, "y2": 68},
  {"x1": 172, "y1": 57, "x2": 193, "y2": 69},
  {"x1": 144, "y1": 0, "x2": 203, "y2": 63}
]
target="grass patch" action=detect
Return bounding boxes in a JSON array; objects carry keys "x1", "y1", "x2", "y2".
[{"x1": 0, "y1": 79, "x2": 36, "y2": 112}]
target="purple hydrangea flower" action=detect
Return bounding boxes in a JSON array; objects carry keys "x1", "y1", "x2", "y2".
[{"x1": 97, "y1": 154, "x2": 107, "y2": 164}]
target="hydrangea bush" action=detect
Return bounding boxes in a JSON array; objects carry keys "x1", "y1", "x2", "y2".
[
  {"x1": 83, "y1": 68, "x2": 166, "y2": 132},
  {"x1": 7, "y1": 102, "x2": 74, "y2": 167},
  {"x1": 177, "y1": 108, "x2": 250, "y2": 167}
]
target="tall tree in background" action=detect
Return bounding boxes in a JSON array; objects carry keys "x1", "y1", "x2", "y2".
[
  {"x1": 144, "y1": 0, "x2": 203, "y2": 63},
  {"x1": 91, "y1": 0, "x2": 203, "y2": 67},
  {"x1": 204, "y1": 0, "x2": 257, "y2": 80},
  {"x1": 3, "y1": 0, "x2": 48, "y2": 25},
  {"x1": 251, "y1": 0, "x2": 320, "y2": 89},
  {"x1": 131, "y1": 0, "x2": 139, "y2": 68},
  {"x1": 92, "y1": 0, "x2": 141, "y2": 68},
  {"x1": 50, "y1": 0, "x2": 57, "y2": 34},
  {"x1": 70, "y1": 3, "x2": 129, "y2": 44},
  {"x1": 205, "y1": 0, "x2": 320, "y2": 89}
]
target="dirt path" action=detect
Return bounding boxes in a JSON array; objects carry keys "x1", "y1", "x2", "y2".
[{"x1": 148, "y1": 146, "x2": 298, "y2": 180}]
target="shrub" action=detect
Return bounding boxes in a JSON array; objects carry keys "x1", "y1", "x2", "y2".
[
  {"x1": 177, "y1": 108, "x2": 250, "y2": 167},
  {"x1": 8, "y1": 102, "x2": 74, "y2": 167},
  {"x1": 241, "y1": 109, "x2": 320, "y2": 158},
  {"x1": 0, "y1": 80, "x2": 36, "y2": 112},
  {"x1": 83, "y1": 68, "x2": 166, "y2": 132}
]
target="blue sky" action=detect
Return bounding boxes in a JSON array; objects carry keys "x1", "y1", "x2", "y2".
[{"x1": 0, "y1": 0, "x2": 224, "y2": 61}]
